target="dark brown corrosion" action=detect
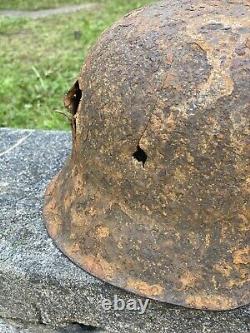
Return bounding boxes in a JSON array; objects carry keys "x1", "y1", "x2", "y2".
[{"x1": 44, "y1": 0, "x2": 250, "y2": 310}]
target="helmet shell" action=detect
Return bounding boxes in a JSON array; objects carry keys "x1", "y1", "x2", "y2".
[{"x1": 44, "y1": 0, "x2": 250, "y2": 310}]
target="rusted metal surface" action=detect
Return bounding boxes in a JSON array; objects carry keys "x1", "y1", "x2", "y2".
[{"x1": 44, "y1": 0, "x2": 250, "y2": 310}]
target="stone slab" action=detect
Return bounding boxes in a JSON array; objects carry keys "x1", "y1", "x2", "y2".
[
  {"x1": 0, "y1": 318, "x2": 102, "y2": 333},
  {"x1": 0, "y1": 128, "x2": 249, "y2": 333}
]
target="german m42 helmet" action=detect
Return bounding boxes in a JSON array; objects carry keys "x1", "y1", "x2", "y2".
[{"x1": 44, "y1": 0, "x2": 250, "y2": 310}]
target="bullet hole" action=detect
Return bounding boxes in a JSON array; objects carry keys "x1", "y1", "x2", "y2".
[
  {"x1": 133, "y1": 145, "x2": 147, "y2": 167},
  {"x1": 64, "y1": 80, "x2": 82, "y2": 137},
  {"x1": 69, "y1": 80, "x2": 82, "y2": 116}
]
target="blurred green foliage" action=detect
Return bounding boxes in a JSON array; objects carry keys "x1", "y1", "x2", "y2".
[
  {"x1": 0, "y1": 0, "x2": 153, "y2": 129},
  {"x1": 0, "y1": 0, "x2": 95, "y2": 10}
]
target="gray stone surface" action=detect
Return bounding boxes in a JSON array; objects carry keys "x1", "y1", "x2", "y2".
[
  {"x1": 0, "y1": 318, "x2": 101, "y2": 333},
  {"x1": 0, "y1": 128, "x2": 249, "y2": 333}
]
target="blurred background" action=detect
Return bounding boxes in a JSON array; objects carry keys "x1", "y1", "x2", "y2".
[{"x1": 0, "y1": 0, "x2": 153, "y2": 130}]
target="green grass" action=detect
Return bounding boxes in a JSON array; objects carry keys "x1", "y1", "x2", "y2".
[
  {"x1": 0, "y1": 0, "x2": 96, "y2": 10},
  {"x1": 0, "y1": 0, "x2": 153, "y2": 130}
]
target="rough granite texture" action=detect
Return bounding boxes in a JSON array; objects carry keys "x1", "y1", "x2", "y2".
[
  {"x1": 0, "y1": 318, "x2": 101, "y2": 333},
  {"x1": 0, "y1": 128, "x2": 249, "y2": 333}
]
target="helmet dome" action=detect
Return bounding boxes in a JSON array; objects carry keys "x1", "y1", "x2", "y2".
[{"x1": 44, "y1": 0, "x2": 250, "y2": 310}]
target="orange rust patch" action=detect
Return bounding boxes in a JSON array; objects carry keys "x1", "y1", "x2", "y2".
[
  {"x1": 205, "y1": 233, "x2": 211, "y2": 247},
  {"x1": 163, "y1": 72, "x2": 175, "y2": 88},
  {"x1": 165, "y1": 112, "x2": 176, "y2": 129},
  {"x1": 178, "y1": 271, "x2": 198, "y2": 290},
  {"x1": 186, "y1": 294, "x2": 236, "y2": 310},
  {"x1": 44, "y1": 174, "x2": 60, "y2": 197},
  {"x1": 70, "y1": 210, "x2": 88, "y2": 228},
  {"x1": 85, "y1": 206, "x2": 97, "y2": 217},
  {"x1": 74, "y1": 172, "x2": 85, "y2": 194},
  {"x1": 46, "y1": 215, "x2": 61, "y2": 239},
  {"x1": 127, "y1": 278, "x2": 164, "y2": 297},
  {"x1": 44, "y1": 197, "x2": 57, "y2": 211},
  {"x1": 186, "y1": 151, "x2": 194, "y2": 163},
  {"x1": 241, "y1": 177, "x2": 250, "y2": 194},
  {"x1": 237, "y1": 211, "x2": 250, "y2": 233},
  {"x1": 174, "y1": 167, "x2": 187, "y2": 183},
  {"x1": 238, "y1": 213, "x2": 249, "y2": 228},
  {"x1": 43, "y1": 194, "x2": 62, "y2": 239},
  {"x1": 214, "y1": 261, "x2": 232, "y2": 277},
  {"x1": 227, "y1": 267, "x2": 249, "y2": 288},
  {"x1": 233, "y1": 247, "x2": 250, "y2": 265},
  {"x1": 66, "y1": 242, "x2": 81, "y2": 254},
  {"x1": 96, "y1": 226, "x2": 110, "y2": 239},
  {"x1": 246, "y1": 38, "x2": 250, "y2": 49},
  {"x1": 63, "y1": 193, "x2": 73, "y2": 210},
  {"x1": 166, "y1": 50, "x2": 174, "y2": 65},
  {"x1": 81, "y1": 254, "x2": 115, "y2": 280}
]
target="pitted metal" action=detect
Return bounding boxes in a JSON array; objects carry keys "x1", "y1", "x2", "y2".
[{"x1": 44, "y1": 0, "x2": 250, "y2": 310}]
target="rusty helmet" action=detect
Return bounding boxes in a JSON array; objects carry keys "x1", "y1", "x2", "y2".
[{"x1": 44, "y1": 0, "x2": 250, "y2": 310}]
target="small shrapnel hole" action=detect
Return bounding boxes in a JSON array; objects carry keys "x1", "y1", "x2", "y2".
[
  {"x1": 133, "y1": 145, "x2": 147, "y2": 167},
  {"x1": 70, "y1": 80, "x2": 82, "y2": 116},
  {"x1": 64, "y1": 80, "x2": 82, "y2": 138}
]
